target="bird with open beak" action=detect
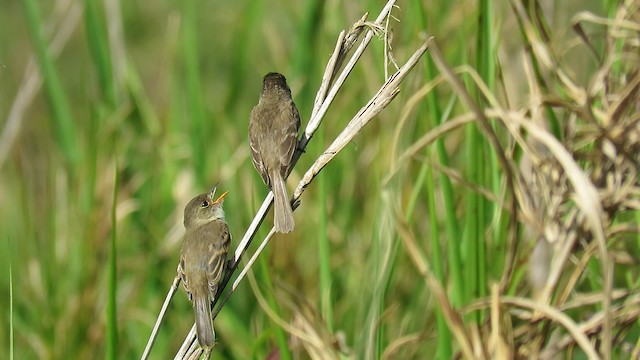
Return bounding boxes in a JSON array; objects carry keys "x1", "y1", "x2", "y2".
[{"x1": 178, "y1": 184, "x2": 231, "y2": 349}]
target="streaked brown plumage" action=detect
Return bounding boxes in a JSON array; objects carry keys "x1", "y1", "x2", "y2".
[
  {"x1": 249, "y1": 72, "x2": 300, "y2": 233},
  {"x1": 178, "y1": 185, "x2": 231, "y2": 349}
]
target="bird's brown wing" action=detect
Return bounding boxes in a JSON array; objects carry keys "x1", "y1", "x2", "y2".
[
  {"x1": 179, "y1": 220, "x2": 231, "y2": 299},
  {"x1": 249, "y1": 106, "x2": 271, "y2": 186},
  {"x1": 279, "y1": 100, "x2": 301, "y2": 177},
  {"x1": 177, "y1": 254, "x2": 192, "y2": 300},
  {"x1": 204, "y1": 220, "x2": 231, "y2": 297}
]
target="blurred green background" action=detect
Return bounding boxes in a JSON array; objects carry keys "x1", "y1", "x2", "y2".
[{"x1": 1, "y1": 0, "x2": 637, "y2": 359}]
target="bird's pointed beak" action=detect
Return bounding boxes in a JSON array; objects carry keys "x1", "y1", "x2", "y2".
[
  {"x1": 213, "y1": 190, "x2": 228, "y2": 205},
  {"x1": 208, "y1": 182, "x2": 227, "y2": 204},
  {"x1": 208, "y1": 182, "x2": 220, "y2": 201}
]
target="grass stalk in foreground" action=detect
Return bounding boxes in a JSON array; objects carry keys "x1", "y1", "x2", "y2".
[
  {"x1": 461, "y1": 20, "x2": 482, "y2": 318},
  {"x1": 428, "y1": 94, "x2": 458, "y2": 357},
  {"x1": 430, "y1": 65, "x2": 463, "y2": 309},
  {"x1": 475, "y1": 0, "x2": 495, "y2": 322},
  {"x1": 412, "y1": 2, "x2": 454, "y2": 356},
  {"x1": 106, "y1": 163, "x2": 119, "y2": 359},
  {"x1": 9, "y1": 261, "x2": 14, "y2": 360},
  {"x1": 412, "y1": 23, "x2": 464, "y2": 314},
  {"x1": 424, "y1": 160, "x2": 450, "y2": 359},
  {"x1": 367, "y1": 197, "x2": 396, "y2": 359}
]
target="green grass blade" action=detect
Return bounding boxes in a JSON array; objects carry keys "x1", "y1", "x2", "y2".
[
  {"x1": 106, "y1": 163, "x2": 118, "y2": 359},
  {"x1": 291, "y1": 0, "x2": 331, "y2": 333},
  {"x1": 407, "y1": 4, "x2": 466, "y2": 354},
  {"x1": 83, "y1": 0, "x2": 115, "y2": 107},
  {"x1": 224, "y1": 0, "x2": 263, "y2": 111},
  {"x1": 637, "y1": 211, "x2": 640, "y2": 256},
  {"x1": 258, "y1": 253, "x2": 292, "y2": 360},
  {"x1": 125, "y1": 62, "x2": 161, "y2": 136},
  {"x1": 462, "y1": 16, "x2": 481, "y2": 314},
  {"x1": 293, "y1": 0, "x2": 325, "y2": 103},
  {"x1": 425, "y1": 160, "x2": 451, "y2": 359},
  {"x1": 436, "y1": 85, "x2": 463, "y2": 309},
  {"x1": 9, "y1": 260, "x2": 14, "y2": 360},
  {"x1": 419, "y1": 42, "x2": 464, "y2": 313},
  {"x1": 182, "y1": 0, "x2": 207, "y2": 185},
  {"x1": 472, "y1": 0, "x2": 495, "y2": 322},
  {"x1": 316, "y1": 127, "x2": 333, "y2": 332},
  {"x1": 412, "y1": 3, "x2": 455, "y2": 355},
  {"x1": 21, "y1": 0, "x2": 82, "y2": 166}
]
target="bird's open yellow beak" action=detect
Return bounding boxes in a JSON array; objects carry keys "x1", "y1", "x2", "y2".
[
  {"x1": 208, "y1": 182, "x2": 220, "y2": 200},
  {"x1": 208, "y1": 183, "x2": 227, "y2": 204},
  {"x1": 213, "y1": 190, "x2": 228, "y2": 204}
]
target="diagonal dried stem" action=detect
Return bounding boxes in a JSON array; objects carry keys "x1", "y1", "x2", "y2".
[{"x1": 292, "y1": 38, "x2": 432, "y2": 199}]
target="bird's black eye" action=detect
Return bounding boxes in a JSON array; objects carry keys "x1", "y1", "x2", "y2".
[{"x1": 201, "y1": 200, "x2": 210, "y2": 208}]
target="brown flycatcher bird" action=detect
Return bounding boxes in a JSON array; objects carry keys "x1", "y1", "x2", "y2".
[
  {"x1": 178, "y1": 185, "x2": 231, "y2": 349},
  {"x1": 249, "y1": 72, "x2": 300, "y2": 233}
]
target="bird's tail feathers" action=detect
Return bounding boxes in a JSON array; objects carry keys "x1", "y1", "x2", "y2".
[
  {"x1": 193, "y1": 292, "x2": 214, "y2": 349},
  {"x1": 271, "y1": 171, "x2": 294, "y2": 233}
]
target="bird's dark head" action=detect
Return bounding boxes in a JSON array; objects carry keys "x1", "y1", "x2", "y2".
[
  {"x1": 261, "y1": 72, "x2": 292, "y2": 99},
  {"x1": 183, "y1": 184, "x2": 228, "y2": 228}
]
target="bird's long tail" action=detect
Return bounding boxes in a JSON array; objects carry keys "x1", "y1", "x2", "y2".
[
  {"x1": 271, "y1": 170, "x2": 294, "y2": 233},
  {"x1": 193, "y1": 290, "x2": 214, "y2": 348}
]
